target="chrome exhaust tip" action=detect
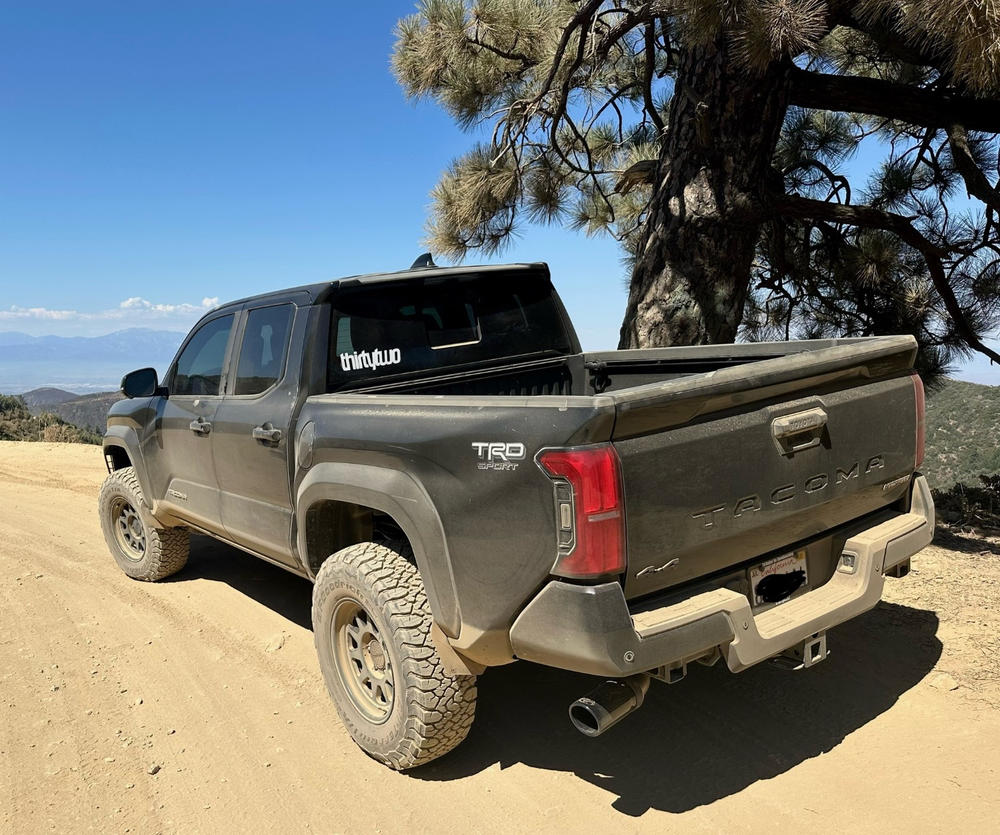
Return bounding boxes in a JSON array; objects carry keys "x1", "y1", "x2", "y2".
[{"x1": 569, "y1": 674, "x2": 650, "y2": 737}]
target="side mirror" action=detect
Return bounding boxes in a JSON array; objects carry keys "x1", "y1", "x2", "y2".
[{"x1": 121, "y1": 367, "x2": 160, "y2": 398}]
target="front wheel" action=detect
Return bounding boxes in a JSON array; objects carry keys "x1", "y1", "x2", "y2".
[
  {"x1": 98, "y1": 467, "x2": 189, "y2": 581},
  {"x1": 312, "y1": 541, "x2": 477, "y2": 769}
]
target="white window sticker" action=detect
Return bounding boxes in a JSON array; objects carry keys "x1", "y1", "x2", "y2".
[{"x1": 340, "y1": 347, "x2": 402, "y2": 372}]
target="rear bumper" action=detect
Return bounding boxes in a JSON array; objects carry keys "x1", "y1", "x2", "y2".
[{"x1": 509, "y1": 475, "x2": 935, "y2": 677}]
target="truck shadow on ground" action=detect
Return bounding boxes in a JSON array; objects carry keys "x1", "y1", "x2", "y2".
[
  {"x1": 170, "y1": 535, "x2": 314, "y2": 630},
  {"x1": 424, "y1": 600, "x2": 942, "y2": 815},
  {"x1": 180, "y1": 536, "x2": 941, "y2": 816}
]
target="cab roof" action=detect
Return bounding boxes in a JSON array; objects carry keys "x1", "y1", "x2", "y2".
[{"x1": 210, "y1": 262, "x2": 551, "y2": 315}]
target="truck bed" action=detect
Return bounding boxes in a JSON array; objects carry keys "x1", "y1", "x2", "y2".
[
  {"x1": 306, "y1": 335, "x2": 919, "y2": 609},
  {"x1": 334, "y1": 336, "x2": 910, "y2": 398}
]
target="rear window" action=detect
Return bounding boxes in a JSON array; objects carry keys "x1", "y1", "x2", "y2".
[
  {"x1": 327, "y1": 273, "x2": 573, "y2": 390},
  {"x1": 233, "y1": 304, "x2": 293, "y2": 395}
]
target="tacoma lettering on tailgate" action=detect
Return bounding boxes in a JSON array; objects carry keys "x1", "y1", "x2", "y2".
[{"x1": 691, "y1": 455, "x2": 885, "y2": 529}]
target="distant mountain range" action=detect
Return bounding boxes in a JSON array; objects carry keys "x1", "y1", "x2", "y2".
[{"x1": 0, "y1": 328, "x2": 183, "y2": 393}]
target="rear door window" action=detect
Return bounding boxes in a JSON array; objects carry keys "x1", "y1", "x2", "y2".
[
  {"x1": 328, "y1": 273, "x2": 572, "y2": 390},
  {"x1": 233, "y1": 304, "x2": 294, "y2": 395}
]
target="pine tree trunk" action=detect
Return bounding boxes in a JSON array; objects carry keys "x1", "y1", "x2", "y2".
[{"x1": 619, "y1": 43, "x2": 791, "y2": 348}]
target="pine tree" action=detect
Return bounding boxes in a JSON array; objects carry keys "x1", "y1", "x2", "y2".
[{"x1": 392, "y1": 1, "x2": 1000, "y2": 380}]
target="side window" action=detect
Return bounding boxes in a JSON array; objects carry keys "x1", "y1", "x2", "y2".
[
  {"x1": 234, "y1": 304, "x2": 294, "y2": 395},
  {"x1": 172, "y1": 315, "x2": 235, "y2": 397}
]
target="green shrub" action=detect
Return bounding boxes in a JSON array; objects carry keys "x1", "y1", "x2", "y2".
[{"x1": 0, "y1": 394, "x2": 100, "y2": 444}]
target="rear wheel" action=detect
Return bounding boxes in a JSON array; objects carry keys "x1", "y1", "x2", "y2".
[
  {"x1": 312, "y1": 541, "x2": 477, "y2": 769},
  {"x1": 98, "y1": 467, "x2": 189, "y2": 581}
]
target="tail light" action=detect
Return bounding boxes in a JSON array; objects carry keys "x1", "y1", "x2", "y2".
[
  {"x1": 537, "y1": 444, "x2": 625, "y2": 579},
  {"x1": 912, "y1": 372, "x2": 925, "y2": 470}
]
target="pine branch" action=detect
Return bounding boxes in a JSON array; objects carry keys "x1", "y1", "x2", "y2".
[
  {"x1": 530, "y1": 0, "x2": 604, "y2": 111},
  {"x1": 773, "y1": 193, "x2": 1000, "y2": 366},
  {"x1": 592, "y1": 3, "x2": 657, "y2": 62},
  {"x1": 642, "y1": 22, "x2": 665, "y2": 135},
  {"x1": 947, "y1": 124, "x2": 1000, "y2": 215},
  {"x1": 467, "y1": 33, "x2": 535, "y2": 67},
  {"x1": 788, "y1": 68, "x2": 1000, "y2": 133},
  {"x1": 782, "y1": 159, "x2": 851, "y2": 203}
]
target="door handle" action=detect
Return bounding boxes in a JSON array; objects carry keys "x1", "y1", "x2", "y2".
[
  {"x1": 252, "y1": 425, "x2": 282, "y2": 444},
  {"x1": 189, "y1": 419, "x2": 212, "y2": 435},
  {"x1": 771, "y1": 408, "x2": 827, "y2": 455}
]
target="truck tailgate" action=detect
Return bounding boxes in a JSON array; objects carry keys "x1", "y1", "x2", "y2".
[{"x1": 610, "y1": 336, "x2": 920, "y2": 600}]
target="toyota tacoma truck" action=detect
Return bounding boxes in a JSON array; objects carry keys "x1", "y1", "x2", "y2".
[{"x1": 98, "y1": 259, "x2": 934, "y2": 769}]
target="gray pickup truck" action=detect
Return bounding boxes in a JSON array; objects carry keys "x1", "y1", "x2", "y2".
[{"x1": 99, "y1": 260, "x2": 934, "y2": 769}]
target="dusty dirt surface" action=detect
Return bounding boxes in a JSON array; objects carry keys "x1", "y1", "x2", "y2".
[{"x1": 2, "y1": 441, "x2": 999, "y2": 834}]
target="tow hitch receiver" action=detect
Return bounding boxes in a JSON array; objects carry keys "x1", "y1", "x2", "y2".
[{"x1": 772, "y1": 632, "x2": 828, "y2": 670}]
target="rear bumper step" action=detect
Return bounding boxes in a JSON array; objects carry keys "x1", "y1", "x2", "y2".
[{"x1": 509, "y1": 475, "x2": 934, "y2": 677}]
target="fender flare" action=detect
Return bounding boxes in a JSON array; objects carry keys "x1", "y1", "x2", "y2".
[
  {"x1": 101, "y1": 426, "x2": 176, "y2": 532},
  {"x1": 102, "y1": 426, "x2": 154, "y2": 507},
  {"x1": 296, "y1": 462, "x2": 461, "y2": 638}
]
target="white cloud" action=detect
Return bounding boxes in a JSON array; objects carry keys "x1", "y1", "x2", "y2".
[
  {"x1": 117, "y1": 296, "x2": 219, "y2": 315},
  {"x1": 0, "y1": 297, "x2": 220, "y2": 336},
  {"x1": 0, "y1": 306, "x2": 80, "y2": 321}
]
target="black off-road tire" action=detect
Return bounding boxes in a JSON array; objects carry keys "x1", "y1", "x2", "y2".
[
  {"x1": 312, "y1": 541, "x2": 477, "y2": 770},
  {"x1": 98, "y1": 467, "x2": 189, "y2": 581}
]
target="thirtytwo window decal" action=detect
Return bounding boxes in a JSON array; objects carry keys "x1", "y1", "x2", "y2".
[{"x1": 339, "y1": 347, "x2": 402, "y2": 372}]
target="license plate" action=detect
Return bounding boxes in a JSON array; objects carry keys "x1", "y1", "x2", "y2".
[{"x1": 750, "y1": 549, "x2": 808, "y2": 607}]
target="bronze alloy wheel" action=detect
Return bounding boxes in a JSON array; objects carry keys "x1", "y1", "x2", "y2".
[
  {"x1": 110, "y1": 496, "x2": 146, "y2": 561},
  {"x1": 98, "y1": 467, "x2": 190, "y2": 582},
  {"x1": 332, "y1": 597, "x2": 395, "y2": 724},
  {"x1": 312, "y1": 541, "x2": 477, "y2": 768}
]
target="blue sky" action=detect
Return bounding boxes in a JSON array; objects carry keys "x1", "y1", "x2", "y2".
[{"x1": 0, "y1": 1, "x2": 996, "y2": 384}]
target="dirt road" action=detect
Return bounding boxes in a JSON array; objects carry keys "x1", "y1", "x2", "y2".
[{"x1": 2, "y1": 441, "x2": 998, "y2": 833}]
